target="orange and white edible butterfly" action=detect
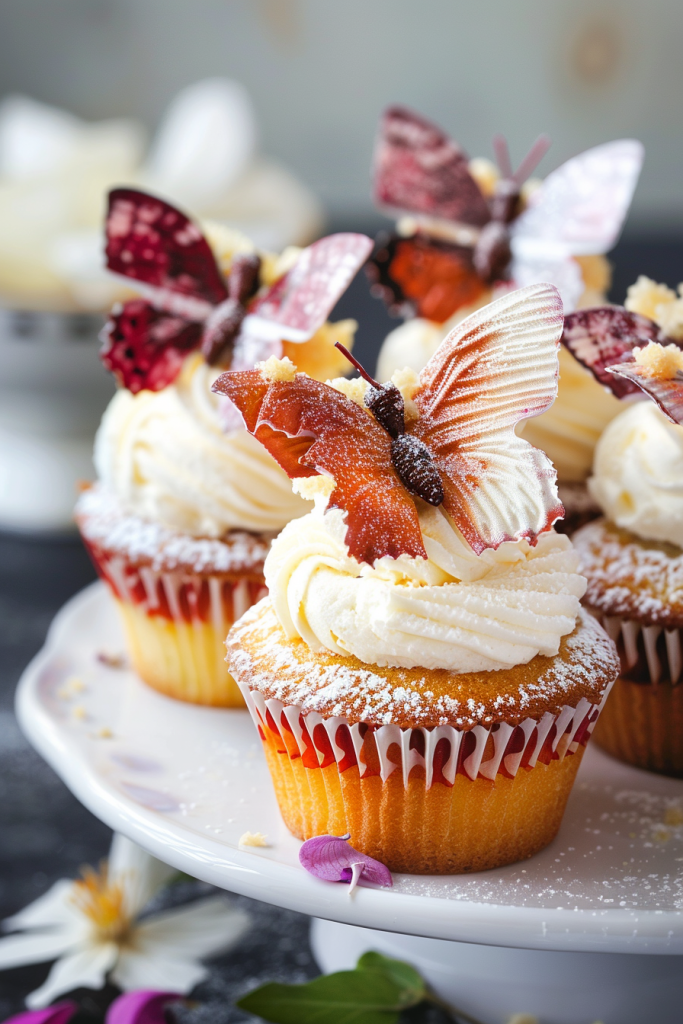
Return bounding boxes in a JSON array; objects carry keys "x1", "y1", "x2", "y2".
[{"x1": 214, "y1": 283, "x2": 565, "y2": 564}]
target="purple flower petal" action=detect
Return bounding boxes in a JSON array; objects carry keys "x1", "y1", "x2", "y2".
[
  {"x1": 106, "y1": 991, "x2": 184, "y2": 1024},
  {"x1": 3, "y1": 1004, "x2": 78, "y2": 1024},
  {"x1": 299, "y1": 834, "x2": 393, "y2": 892}
]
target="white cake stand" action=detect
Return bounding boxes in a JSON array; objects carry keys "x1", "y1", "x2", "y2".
[{"x1": 15, "y1": 583, "x2": 683, "y2": 1024}]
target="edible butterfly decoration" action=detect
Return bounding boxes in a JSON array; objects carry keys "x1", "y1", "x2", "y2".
[
  {"x1": 367, "y1": 106, "x2": 644, "y2": 321},
  {"x1": 561, "y1": 305, "x2": 683, "y2": 423},
  {"x1": 101, "y1": 187, "x2": 373, "y2": 393},
  {"x1": 213, "y1": 283, "x2": 564, "y2": 564}
]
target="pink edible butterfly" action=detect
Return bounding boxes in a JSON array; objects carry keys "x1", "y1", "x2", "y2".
[
  {"x1": 562, "y1": 305, "x2": 683, "y2": 423},
  {"x1": 101, "y1": 188, "x2": 373, "y2": 392},
  {"x1": 368, "y1": 106, "x2": 644, "y2": 318}
]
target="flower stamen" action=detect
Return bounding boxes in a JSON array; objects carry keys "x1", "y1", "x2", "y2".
[{"x1": 71, "y1": 862, "x2": 131, "y2": 942}]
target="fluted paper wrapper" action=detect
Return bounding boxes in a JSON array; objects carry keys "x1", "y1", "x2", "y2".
[
  {"x1": 86, "y1": 544, "x2": 266, "y2": 706},
  {"x1": 238, "y1": 680, "x2": 611, "y2": 873},
  {"x1": 593, "y1": 612, "x2": 683, "y2": 776}
]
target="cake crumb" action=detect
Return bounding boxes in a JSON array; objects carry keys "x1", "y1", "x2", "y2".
[
  {"x1": 95, "y1": 727, "x2": 113, "y2": 739},
  {"x1": 72, "y1": 705, "x2": 87, "y2": 721},
  {"x1": 328, "y1": 375, "x2": 369, "y2": 408},
  {"x1": 58, "y1": 676, "x2": 85, "y2": 699},
  {"x1": 239, "y1": 831, "x2": 269, "y2": 847},
  {"x1": 97, "y1": 651, "x2": 127, "y2": 669},
  {"x1": 633, "y1": 341, "x2": 683, "y2": 380},
  {"x1": 292, "y1": 476, "x2": 335, "y2": 503},
  {"x1": 625, "y1": 275, "x2": 676, "y2": 320},
  {"x1": 392, "y1": 366, "x2": 420, "y2": 422},
  {"x1": 664, "y1": 806, "x2": 683, "y2": 827},
  {"x1": 257, "y1": 355, "x2": 297, "y2": 382},
  {"x1": 468, "y1": 157, "x2": 499, "y2": 197}
]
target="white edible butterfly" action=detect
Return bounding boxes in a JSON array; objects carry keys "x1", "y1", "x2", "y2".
[{"x1": 509, "y1": 139, "x2": 644, "y2": 312}]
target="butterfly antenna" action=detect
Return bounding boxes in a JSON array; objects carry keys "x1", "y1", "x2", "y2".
[
  {"x1": 492, "y1": 134, "x2": 512, "y2": 179},
  {"x1": 513, "y1": 134, "x2": 551, "y2": 186},
  {"x1": 335, "y1": 342, "x2": 382, "y2": 389}
]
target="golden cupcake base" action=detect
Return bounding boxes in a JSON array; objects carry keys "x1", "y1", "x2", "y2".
[
  {"x1": 593, "y1": 676, "x2": 683, "y2": 777},
  {"x1": 260, "y1": 724, "x2": 586, "y2": 873},
  {"x1": 228, "y1": 599, "x2": 618, "y2": 874},
  {"x1": 76, "y1": 485, "x2": 270, "y2": 707},
  {"x1": 116, "y1": 599, "x2": 244, "y2": 707}
]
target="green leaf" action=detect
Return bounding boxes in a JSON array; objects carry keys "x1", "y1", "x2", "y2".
[
  {"x1": 237, "y1": 968, "x2": 408, "y2": 1024},
  {"x1": 357, "y1": 952, "x2": 426, "y2": 1006}
]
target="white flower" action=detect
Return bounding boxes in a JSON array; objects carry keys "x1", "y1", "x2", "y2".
[{"x1": 0, "y1": 834, "x2": 249, "y2": 1008}]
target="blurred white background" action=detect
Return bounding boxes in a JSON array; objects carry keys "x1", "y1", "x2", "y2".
[{"x1": 1, "y1": 0, "x2": 682, "y2": 230}]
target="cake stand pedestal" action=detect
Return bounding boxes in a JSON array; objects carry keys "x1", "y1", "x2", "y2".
[
  {"x1": 15, "y1": 583, "x2": 683, "y2": 1024},
  {"x1": 0, "y1": 307, "x2": 111, "y2": 532}
]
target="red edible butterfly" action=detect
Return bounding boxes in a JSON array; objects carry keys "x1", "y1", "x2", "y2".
[
  {"x1": 367, "y1": 106, "x2": 643, "y2": 322},
  {"x1": 101, "y1": 188, "x2": 373, "y2": 393},
  {"x1": 213, "y1": 283, "x2": 564, "y2": 564},
  {"x1": 561, "y1": 305, "x2": 683, "y2": 423}
]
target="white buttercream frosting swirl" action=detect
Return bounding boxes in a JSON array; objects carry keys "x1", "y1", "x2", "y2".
[
  {"x1": 589, "y1": 401, "x2": 683, "y2": 548},
  {"x1": 265, "y1": 501, "x2": 586, "y2": 673},
  {"x1": 94, "y1": 353, "x2": 310, "y2": 536},
  {"x1": 518, "y1": 346, "x2": 624, "y2": 483}
]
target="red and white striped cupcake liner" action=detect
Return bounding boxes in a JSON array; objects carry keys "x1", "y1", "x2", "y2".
[{"x1": 239, "y1": 682, "x2": 612, "y2": 789}]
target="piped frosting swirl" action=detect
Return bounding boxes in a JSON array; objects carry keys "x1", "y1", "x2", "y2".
[{"x1": 265, "y1": 502, "x2": 586, "y2": 673}]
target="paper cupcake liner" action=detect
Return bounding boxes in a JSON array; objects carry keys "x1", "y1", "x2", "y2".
[
  {"x1": 83, "y1": 545, "x2": 266, "y2": 706},
  {"x1": 85, "y1": 545, "x2": 267, "y2": 628},
  {"x1": 239, "y1": 683, "x2": 609, "y2": 790},
  {"x1": 598, "y1": 614, "x2": 682, "y2": 686}
]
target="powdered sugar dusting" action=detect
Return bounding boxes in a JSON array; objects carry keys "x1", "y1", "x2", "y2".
[
  {"x1": 227, "y1": 600, "x2": 618, "y2": 728},
  {"x1": 574, "y1": 519, "x2": 683, "y2": 627},
  {"x1": 76, "y1": 485, "x2": 271, "y2": 575}
]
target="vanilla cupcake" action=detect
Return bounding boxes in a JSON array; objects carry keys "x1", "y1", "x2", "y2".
[
  {"x1": 77, "y1": 187, "x2": 371, "y2": 705},
  {"x1": 573, "y1": 340, "x2": 683, "y2": 775},
  {"x1": 218, "y1": 284, "x2": 619, "y2": 873}
]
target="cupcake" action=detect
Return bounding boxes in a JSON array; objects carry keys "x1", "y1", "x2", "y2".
[
  {"x1": 77, "y1": 187, "x2": 372, "y2": 706},
  {"x1": 218, "y1": 283, "x2": 619, "y2": 873},
  {"x1": 0, "y1": 83, "x2": 323, "y2": 533},
  {"x1": 367, "y1": 108, "x2": 644, "y2": 531},
  {"x1": 570, "y1": 329, "x2": 683, "y2": 775}
]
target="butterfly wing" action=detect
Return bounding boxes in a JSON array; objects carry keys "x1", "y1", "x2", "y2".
[
  {"x1": 213, "y1": 370, "x2": 426, "y2": 564},
  {"x1": 510, "y1": 140, "x2": 643, "y2": 257},
  {"x1": 562, "y1": 306, "x2": 665, "y2": 398},
  {"x1": 607, "y1": 363, "x2": 683, "y2": 423},
  {"x1": 100, "y1": 299, "x2": 203, "y2": 393},
  {"x1": 241, "y1": 233, "x2": 373, "y2": 346},
  {"x1": 410, "y1": 284, "x2": 564, "y2": 553},
  {"x1": 373, "y1": 106, "x2": 491, "y2": 227},
  {"x1": 106, "y1": 188, "x2": 228, "y2": 310},
  {"x1": 509, "y1": 251, "x2": 584, "y2": 316},
  {"x1": 366, "y1": 233, "x2": 487, "y2": 323}
]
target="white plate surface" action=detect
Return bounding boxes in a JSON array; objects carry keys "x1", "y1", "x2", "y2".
[{"x1": 15, "y1": 582, "x2": 683, "y2": 954}]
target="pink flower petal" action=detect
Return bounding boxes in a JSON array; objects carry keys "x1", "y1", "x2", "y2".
[
  {"x1": 299, "y1": 835, "x2": 393, "y2": 891},
  {"x1": 3, "y1": 1003, "x2": 77, "y2": 1024},
  {"x1": 105, "y1": 990, "x2": 184, "y2": 1024}
]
